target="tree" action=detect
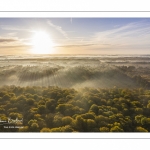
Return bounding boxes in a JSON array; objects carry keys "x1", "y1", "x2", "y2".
[
  {"x1": 110, "y1": 126, "x2": 124, "y2": 132},
  {"x1": 86, "y1": 119, "x2": 96, "y2": 131},
  {"x1": 2, "y1": 94, "x2": 10, "y2": 101},
  {"x1": 50, "y1": 127, "x2": 61, "y2": 132},
  {"x1": 30, "y1": 123, "x2": 39, "y2": 132},
  {"x1": 100, "y1": 127, "x2": 109, "y2": 132},
  {"x1": 81, "y1": 113, "x2": 95, "y2": 120},
  {"x1": 53, "y1": 114, "x2": 63, "y2": 127},
  {"x1": 135, "y1": 127, "x2": 148, "y2": 132},
  {"x1": 40, "y1": 128, "x2": 51, "y2": 132},
  {"x1": 45, "y1": 99, "x2": 56, "y2": 112},
  {"x1": 147, "y1": 103, "x2": 150, "y2": 109},
  {"x1": 89, "y1": 104, "x2": 99, "y2": 115},
  {"x1": 0, "y1": 107, "x2": 5, "y2": 113},
  {"x1": 38, "y1": 105, "x2": 46, "y2": 114},
  {"x1": 95, "y1": 115, "x2": 109, "y2": 127},
  {"x1": 9, "y1": 112, "x2": 23, "y2": 119},
  {"x1": 74, "y1": 116, "x2": 86, "y2": 132},
  {"x1": 26, "y1": 98, "x2": 35, "y2": 105},
  {"x1": 45, "y1": 113, "x2": 54, "y2": 128},
  {"x1": 28, "y1": 119, "x2": 39, "y2": 132},
  {"x1": 18, "y1": 126, "x2": 29, "y2": 132},
  {"x1": 61, "y1": 125, "x2": 74, "y2": 132},
  {"x1": 56, "y1": 104, "x2": 77, "y2": 116},
  {"x1": 62, "y1": 116, "x2": 73, "y2": 126},
  {"x1": 135, "y1": 115, "x2": 144, "y2": 124}
]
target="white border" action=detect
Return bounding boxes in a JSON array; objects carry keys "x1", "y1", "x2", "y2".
[
  {"x1": 1, "y1": 12, "x2": 150, "y2": 18},
  {"x1": 0, "y1": 133, "x2": 150, "y2": 138},
  {"x1": 0, "y1": 0, "x2": 149, "y2": 11}
]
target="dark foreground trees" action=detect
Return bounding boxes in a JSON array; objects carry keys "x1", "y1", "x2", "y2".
[{"x1": 0, "y1": 85, "x2": 150, "y2": 132}]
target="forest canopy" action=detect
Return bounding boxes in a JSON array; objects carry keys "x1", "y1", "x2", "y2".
[{"x1": 0, "y1": 85, "x2": 150, "y2": 132}]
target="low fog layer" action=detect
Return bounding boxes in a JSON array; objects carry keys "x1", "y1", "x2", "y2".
[{"x1": 0, "y1": 55, "x2": 150, "y2": 89}]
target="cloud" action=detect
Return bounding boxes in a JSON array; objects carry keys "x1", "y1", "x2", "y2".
[
  {"x1": 0, "y1": 45, "x2": 31, "y2": 49},
  {"x1": 93, "y1": 21, "x2": 150, "y2": 48},
  {"x1": 47, "y1": 20, "x2": 68, "y2": 39},
  {"x1": 55, "y1": 43, "x2": 112, "y2": 50},
  {"x1": 0, "y1": 38, "x2": 17, "y2": 43},
  {"x1": 0, "y1": 25, "x2": 32, "y2": 32},
  {"x1": 0, "y1": 44, "x2": 32, "y2": 55},
  {"x1": 70, "y1": 18, "x2": 72, "y2": 24},
  {"x1": 55, "y1": 44, "x2": 96, "y2": 48},
  {"x1": 0, "y1": 36, "x2": 31, "y2": 52}
]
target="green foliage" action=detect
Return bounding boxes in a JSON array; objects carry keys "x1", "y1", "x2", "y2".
[
  {"x1": 0, "y1": 107, "x2": 5, "y2": 113},
  {"x1": 2, "y1": 94, "x2": 11, "y2": 101},
  {"x1": 86, "y1": 119, "x2": 96, "y2": 131},
  {"x1": 81, "y1": 113, "x2": 95, "y2": 120},
  {"x1": 147, "y1": 103, "x2": 150, "y2": 108},
  {"x1": 40, "y1": 128, "x2": 51, "y2": 132},
  {"x1": 62, "y1": 116, "x2": 73, "y2": 126},
  {"x1": 135, "y1": 127, "x2": 148, "y2": 132},
  {"x1": 61, "y1": 125, "x2": 74, "y2": 132},
  {"x1": 28, "y1": 119, "x2": 39, "y2": 132},
  {"x1": 1, "y1": 85, "x2": 150, "y2": 132},
  {"x1": 89, "y1": 104, "x2": 99, "y2": 115},
  {"x1": 38, "y1": 105, "x2": 46, "y2": 114},
  {"x1": 53, "y1": 114, "x2": 63, "y2": 127},
  {"x1": 110, "y1": 126, "x2": 124, "y2": 132},
  {"x1": 26, "y1": 98, "x2": 35, "y2": 105},
  {"x1": 18, "y1": 126, "x2": 29, "y2": 132},
  {"x1": 50, "y1": 127, "x2": 62, "y2": 132},
  {"x1": 9, "y1": 112, "x2": 23, "y2": 119},
  {"x1": 45, "y1": 99, "x2": 56, "y2": 112},
  {"x1": 30, "y1": 123, "x2": 39, "y2": 131},
  {"x1": 100, "y1": 127, "x2": 109, "y2": 132}
]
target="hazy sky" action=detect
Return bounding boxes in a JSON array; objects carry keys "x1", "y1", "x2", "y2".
[{"x1": 0, "y1": 18, "x2": 150, "y2": 55}]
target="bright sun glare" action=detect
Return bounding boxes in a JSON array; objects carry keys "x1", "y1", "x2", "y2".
[{"x1": 31, "y1": 31, "x2": 54, "y2": 54}]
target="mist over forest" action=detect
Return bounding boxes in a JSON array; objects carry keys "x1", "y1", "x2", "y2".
[
  {"x1": 1, "y1": 55, "x2": 150, "y2": 132},
  {"x1": 1, "y1": 55, "x2": 150, "y2": 89}
]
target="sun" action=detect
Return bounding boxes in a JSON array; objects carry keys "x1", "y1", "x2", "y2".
[{"x1": 31, "y1": 31, "x2": 54, "y2": 54}]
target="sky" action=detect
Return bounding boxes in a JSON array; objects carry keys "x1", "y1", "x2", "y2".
[{"x1": 0, "y1": 18, "x2": 150, "y2": 55}]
